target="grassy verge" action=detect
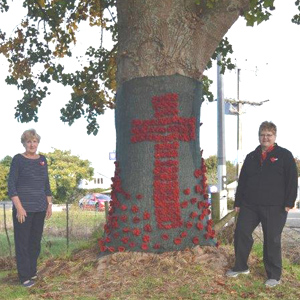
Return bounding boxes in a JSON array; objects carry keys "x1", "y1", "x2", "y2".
[
  {"x1": 0, "y1": 239, "x2": 299, "y2": 300},
  {"x1": 1, "y1": 211, "x2": 299, "y2": 299}
]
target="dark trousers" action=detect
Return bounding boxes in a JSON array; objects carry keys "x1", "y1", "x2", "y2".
[
  {"x1": 233, "y1": 205, "x2": 288, "y2": 280},
  {"x1": 13, "y1": 210, "x2": 46, "y2": 283}
]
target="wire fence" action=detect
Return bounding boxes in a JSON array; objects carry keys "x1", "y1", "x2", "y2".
[
  {"x1": 1, "y1": 201, "x2": 299, "y2": 266},
  {"x1": 0, "y1": 201, "x2": 107, "y2": 260}
]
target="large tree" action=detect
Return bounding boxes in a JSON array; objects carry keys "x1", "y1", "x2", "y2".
[{"x1": 0, "y1": 0, "x2": 299, "y2": 253}]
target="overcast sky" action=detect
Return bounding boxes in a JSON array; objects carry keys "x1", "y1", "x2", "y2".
[
  {"x1": 201, "y1": 1, "x2": 300, "y2": 163},
  {"x1": 0, "y1": 1, "x2": 300, "y2": 179}
]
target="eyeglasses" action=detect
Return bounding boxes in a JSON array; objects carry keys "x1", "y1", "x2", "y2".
[{"x1": 259, "y1": 134, "x2": 274, "y2": 138}]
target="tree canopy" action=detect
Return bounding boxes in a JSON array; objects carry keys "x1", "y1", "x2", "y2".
[
  {"x1": 0, "y1": 156, "x2": 12, "y2": 200},
  {"x1": 44, "y1": 149, "x2": 94, "y2": 203},
  {"x1": 1, "y1": 0, "x2": 297, "y2": 134}
]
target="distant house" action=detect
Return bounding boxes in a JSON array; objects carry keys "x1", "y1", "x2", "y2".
[
  {"x1": 226, "y1": 181, "x2": 237, "y2": 200},
  {"x1": 78, "y1": 172, "x2": 111, "y2": 190}
]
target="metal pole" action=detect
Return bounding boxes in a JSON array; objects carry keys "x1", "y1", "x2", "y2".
[
  {"x1": 217, "y1": 54, "x2": 226, "y2": 192},
  {"x1": 236, "y1": 68, "x2": 243, "y2": 178},
  {"x1": 216, "y1": 54, "x2": 227, "y2": 219}
]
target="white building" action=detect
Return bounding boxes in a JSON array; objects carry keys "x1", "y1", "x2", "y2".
[
  {"x1": 226, "y1": 181, "x2": 237, "y2": 200},
  {"x1": 78, "y1": 172, "x2": 111, "y2": 190}
]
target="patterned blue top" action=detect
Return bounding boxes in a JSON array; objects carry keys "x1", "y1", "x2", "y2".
[{"x1": 8, "y1": 154, "x2": 52, "y2": 212}]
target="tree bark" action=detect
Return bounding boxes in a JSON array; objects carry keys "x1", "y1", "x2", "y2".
[{"x1": 116, "y1": 0, "x2": 250, "y2": 84}]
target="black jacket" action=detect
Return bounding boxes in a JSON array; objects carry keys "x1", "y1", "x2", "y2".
[{"x1": 235, "y1": 144, "x2": 298, "y2": 208}]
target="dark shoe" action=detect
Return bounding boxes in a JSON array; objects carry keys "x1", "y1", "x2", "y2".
[
  {"x1": 22, "y1": 280, "x2": 35, "y2": 288},
  {"x1": 265, "y1": 279, "x2": 280, "y2": 287},
  {"x1": 226, "y1": 269, "x2": 250, "y2": 277}
]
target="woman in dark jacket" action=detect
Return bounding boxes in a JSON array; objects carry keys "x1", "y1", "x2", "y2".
[
  {"x1": 226, "y1": 121, "x2": 298, "y2": 288},
  {"x1": 8, "y1": 129, "x2": 52, "y2": 288}
]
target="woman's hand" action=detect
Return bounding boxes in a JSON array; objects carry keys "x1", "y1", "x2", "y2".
[
  {"x1": 46, "y1": 203, "x2": 52, "y2": 219},
  {"x1": 11, "y1": 196, "x2": 27, "y2": 223},
  {"x1": 235, "y1": 207, "x2": 240, "y2": 213},
  {"x1": 16, "y1": 206, "x2": 27, "y2": 223}
]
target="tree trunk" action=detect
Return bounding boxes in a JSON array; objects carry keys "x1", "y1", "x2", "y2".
[
  {"x1": 99, "y1": 0, "x2": 249, "y2": 253},
  {"x1": 116, "y1": 0, "x2": 249, "y2": 83}
]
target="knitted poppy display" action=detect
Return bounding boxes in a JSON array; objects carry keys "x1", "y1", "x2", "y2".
[{"x1": 98, "y1": 93, "x2": 218, "y2": 253}]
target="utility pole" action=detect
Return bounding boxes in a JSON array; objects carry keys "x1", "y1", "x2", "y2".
[
  {"x1": 236, "y1": 68, "x2": 243, "y2": 178},
  {"x1": 212, "y1": 54, "x2": 227, "y2": 221},
  {"x1": 217, "y1": 54, "x2": 226, "y2": 193},
  {"x1": 225, "y1": 68, "x2": 269, "y2": 178}
]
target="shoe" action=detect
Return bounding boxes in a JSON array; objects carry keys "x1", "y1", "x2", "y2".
[
  {"x1": 22, "y1": 280, "x2": 35, "y2": 288},
  {"x1": 30, "y1": 272, "x2": 38, "y2": 280},
  {"x1": 226, "y1": 269, "x2": 250, "y2": 277},
  {"x1": 265, "y1": 279, "x2": 280, "y2": 287}
]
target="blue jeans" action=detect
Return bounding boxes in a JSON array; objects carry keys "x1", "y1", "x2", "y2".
[{"x1": 13, "y1": 210, "x2": 46, "y2": 283}]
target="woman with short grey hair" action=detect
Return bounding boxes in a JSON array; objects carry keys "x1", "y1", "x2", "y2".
[
  {"x1": 226, "y1": 121, "x2": 298, "y2": 287},
  {"x1": 8, "y1": 129, "x2": 52, "y2": 288}
]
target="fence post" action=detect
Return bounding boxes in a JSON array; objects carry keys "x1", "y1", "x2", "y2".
[
  {"x1": 66, "y1": 201, "x2": 69, "y2": 250},
  {"x1": 104, "y1": 201, "x2": 109, "y2": 222},
  {"x1": 3, "y1": 203, "x2": 12, "y2": 257}
]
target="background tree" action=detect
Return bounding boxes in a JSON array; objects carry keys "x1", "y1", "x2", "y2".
[
  {"x1": 226, "y1": 160, "x2": 238, "y2": 184},
  {"x1": 294, "y1": 157, "x2": 300, "y2": 177},
  {"x1": 0, "y1": 156, "x2": 12, "y2": 200},
  {"x1": 0, "y1": 164, "x2": 8, "y2": 200},
  {"x1": 0, "y1": 1, "x2": 299, "y2": 253},
  {"x1": 44, "y1": 149, "x2": 94, "y2": 203},
  {"x1": 204, "y1": 155, "x2": 237, "y2": 186}
]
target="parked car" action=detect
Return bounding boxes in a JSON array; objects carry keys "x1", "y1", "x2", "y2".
[{"x1": 78, "y1": 193, "x2": 111, "y2": 211}]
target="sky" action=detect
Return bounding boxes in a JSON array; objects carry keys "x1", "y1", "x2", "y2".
[
  {"x1": 201, "y1": 1, "x2": 300, "y2": 163},
  {"x1": 0, "y1": 1, "x2": 300, "y2": 179}
]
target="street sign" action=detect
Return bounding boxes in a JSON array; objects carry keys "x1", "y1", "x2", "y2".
[{"x1": 109, "y1": 151, "x2": 116, "y2": 160}]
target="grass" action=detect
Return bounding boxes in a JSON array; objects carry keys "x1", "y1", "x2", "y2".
[
  {"x1": 0, "y1": 241, "x2": 299, "y2": 299},
  {"x1": 0, "y1": 206, "x2": 106, "y2": 258},
  {"x1": 104, "y1": 249, "x2": 300, "y2": 300},
  {"x1": 0, "y1": 211, "x2": 299, "y2": 299}
]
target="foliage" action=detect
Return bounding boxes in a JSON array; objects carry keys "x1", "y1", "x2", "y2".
[
  {"x1": 43, "y1": 149, "x2": 94, "y2": 203},
  {"x1": 205, "y1": 155, "x2": 237, "y2": 185},
  {"x1": 0, "y1": 156, "x2": 12, "y2": 200},
  {"x1": 0, "y1": 0, "x2": 117, "y2": 135},
  {"x1": 0, "y1": 164, "x2": 8, "y2": 200},
  {"x1": 292, "y1": 0, "x2": 300, "y2": 25},
  {"x1": 1, "y1": 1, "x2": 297, "y2": 134},
  {"x1": 295, "y1": 157, "x2": 300, "y2": 177},
  {"x1": 243, "y1": 0, "x2": 275, "y2": 26},
  {"x1": 0, "y1": 156, "x2": 12, "y2": 168}
]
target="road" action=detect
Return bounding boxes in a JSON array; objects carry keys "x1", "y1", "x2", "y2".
[{"x1": 287, "y1": 209, "x2": 300, "y2": 229}]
